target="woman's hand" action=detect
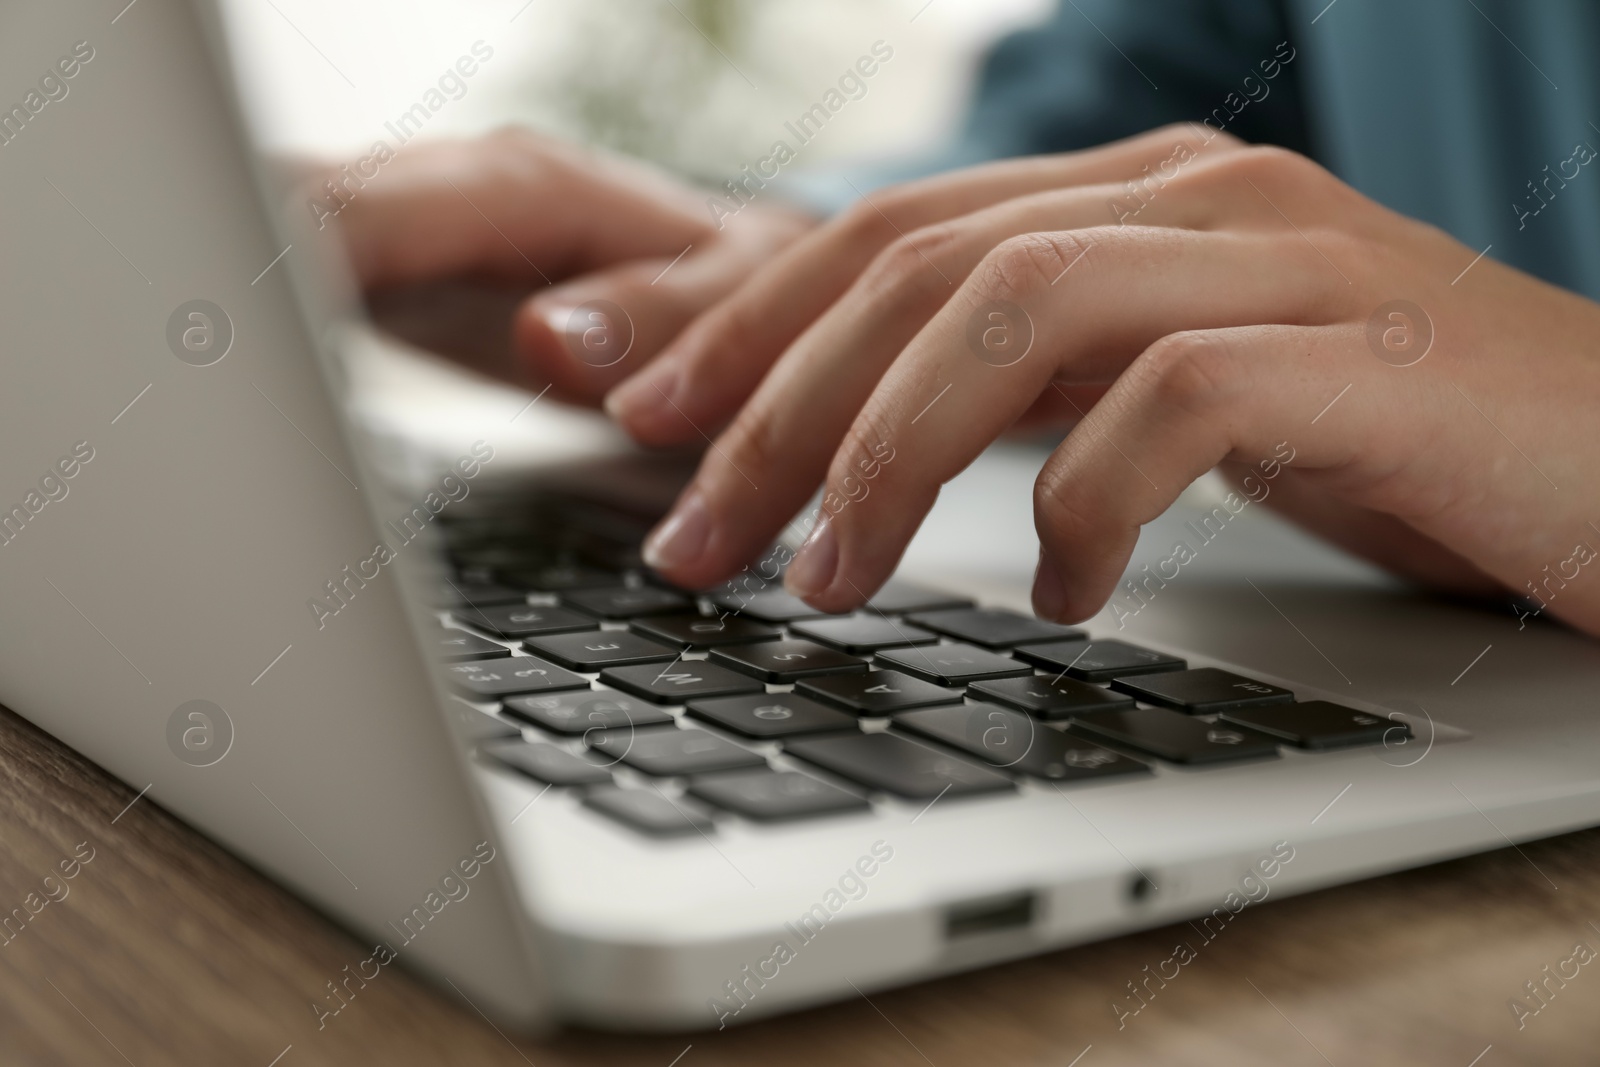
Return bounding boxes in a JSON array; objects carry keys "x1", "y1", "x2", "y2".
[
  {"x1": 620, "y1": 124, "x2": 1600, "y2": 637},
  {"x1": 315, "y1": 128, "x2": 813, "y2": 404}
]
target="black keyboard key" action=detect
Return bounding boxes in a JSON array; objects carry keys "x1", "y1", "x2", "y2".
[
  {"x1": 865, "y1": 580, "x2": 975, "y2": 615},
  {"x1": 433, "y1": 580, "x2": 527, "y2": 609},
  {"x1": 873, "y1": 642, "x2": 1031, "y2": 685},
  {"x1": 523, "y1": 630, "x2": 679, "y2": 671},
  {"x1": 709, "y1": 639, "x2": 868, "y2": 683},
  {"x1": 580, "y1": 540, "x2": 645, "y2": 572},
  {"x1": 435, "y1": 631, "x2": 511, "y2": 661},
  {"x1": 1069, "y1": 707, "x2": 1280, "y2": 765},
  {"x1": 686, "y1": 693, "x2": 859, "y2": 739},
  {"x1": 906, "y1": 607, "x2": 1083, "y2": 649},
  {"x1": 1220, "y1": 701, "x2": 1412, "y2": 750},
  {"x1": 968, "y1": 674, "x2": 1135, "y2": 720},
  {"x1": 455, "y1": 603, "x2": 597, "y2": 640},
  {"x1": 582, "y1": 786, "x2": 714, "y2": 837},
  {"x1": 711, "y1": 588, "x2": 831, "y2": 623},
  {"x1": 789, "y1": 614, "x2": 939, "y2": 653},
  {"x1": 599, "y1": 661, "x2": 764, "y2": 704},
  {"x1": 442, "y1": 702, "x2": 522, "y2": 743},
  {"x1": 480, "y1": 739, "x2": 613, "y2": 787},
  {"x1": 444, "y1": 656, "x2": 590, "y2": 699},
  {"x1": 795, "y1": 670, "x2": 963, "y2": 716},
  {"x1": 1111, "y1": 667, "x2": 1294, "y2": 714},
  {"x1": 561, "y1": 585, "x2": 692, "y2": 619},
  {"x1": 893, "y1": 704, "x2": 1148, "y2": 782},
  {"x1": 708, "y1": 569, "x2": 780, "y2": 601},
  {"x1": 588, "y1": 727, "x2": 767, "y2": 776},
  {"x1": 501, "y1": 691, "x2": 674, "y2": 734},
  {"x1": 630, "y1": 613, "x2": 783, "y2": 649},
  {"x1": 688, "y1": 769, "x2": 869, "y2": 821},
  {"x1": 501, "y1": 562, "x2": 620, "y2": 592},
  {"x1": 1012, "y1": 639, "x2": 1186, "y2": 682},
  {"x1": 786, "y1": 732, "x2": 1013, "y2": 799}
]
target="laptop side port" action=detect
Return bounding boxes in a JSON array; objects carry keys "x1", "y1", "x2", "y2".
[
  {"x1": 1127, "y1": 873, "x2": 1158, "y2": 904},
  {"x1": 943, "y1": 891, "x2": 1037, "y2": 939}
]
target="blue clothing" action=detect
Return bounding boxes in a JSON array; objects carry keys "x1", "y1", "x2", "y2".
[{"x1": 957, "y1": 0, "x2": 1600, "y2": 298}]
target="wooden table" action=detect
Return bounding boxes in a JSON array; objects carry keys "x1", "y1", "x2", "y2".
[{"x1": 2, "y1": 701, "x2": 1589, "y2": 1066}]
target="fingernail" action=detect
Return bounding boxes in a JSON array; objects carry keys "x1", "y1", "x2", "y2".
[
  {"x1": 535, "y1": 302, "x2": 579, "y2": 347},
  {"x1": 643, "y1": 490, "x2": 710, "y2": 571},
  {"x1": 785, "y1": 515, "x2": 839, "y2": 599},
  {"x1": 604, "y1": 364, "x2": 677, "y2": 427},
  {"x1": 1033, "y1": 551, "x2": 1067, "y2": 620}
]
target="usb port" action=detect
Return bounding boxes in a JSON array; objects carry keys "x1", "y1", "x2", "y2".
[{"x1": 943, "y1": 891, "x2": 1036, "y2": 939}]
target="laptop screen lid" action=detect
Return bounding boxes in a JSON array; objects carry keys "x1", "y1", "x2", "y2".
[{"x1": 0, "y1": 0, "x2": 550, "y2": 1028}]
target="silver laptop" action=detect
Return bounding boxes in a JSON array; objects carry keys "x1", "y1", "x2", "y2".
[{"x1": 6, "y1": 0, "x2": 1599, "y2": 1033}]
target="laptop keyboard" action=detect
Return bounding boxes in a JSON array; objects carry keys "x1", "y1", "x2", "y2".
[{"x1": 432, "y1": 503, "x2": 1415, "y2": 838}]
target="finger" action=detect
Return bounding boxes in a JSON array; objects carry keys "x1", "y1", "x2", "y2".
[
  {"x1": 1030, "y1": 324, "x2": 1403, "y2": 622},
  {"x1": 608, "y1": 124, "x2": 1244, "y2": 443},
  {"x1": 654, "y1": 224, "x2": 1347, "y2": 597},
  {"x1": 513, "y1": 211, "x2": 811, "y2": 404},
  {"x1": 786, "y1": 231, "x2": 1350, "y2": 612},
  {"x1": 335, "y1": 131, "x2": 713, "y2": 291},
  {"x1": 640, "y1": 178, "x2": 1241, "y2": 578}
]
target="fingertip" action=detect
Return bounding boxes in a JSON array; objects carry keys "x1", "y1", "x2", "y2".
[
  {"x1": 513, "y1": 297, "x2": 587, "y2": 389},
  {"x1": 639, "y1": 488, "x2": 753, "y2": 593},
  {"x1": 783, "y1": 515, "x2": 838, "y2": 600},
  {"x1": 1031, "y1": 550, "x2": 1068, "y2": 621},
  {"x1": 642, "y1": 489, "x2": 709, "y2": 572},
  {"x1": 603, "y1": 364, "x2": 694, "y2": 446}
]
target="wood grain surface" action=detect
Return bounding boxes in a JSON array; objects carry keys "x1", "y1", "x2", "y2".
[{"x1": 1, "y1": 700, "x2": 1591, "y2": 1067}]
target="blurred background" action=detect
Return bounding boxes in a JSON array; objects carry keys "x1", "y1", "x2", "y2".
[{"x1": 221, "y1": 0, "x2": 1049, "y2": 174}]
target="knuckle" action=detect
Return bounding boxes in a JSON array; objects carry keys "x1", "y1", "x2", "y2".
[
  {"x1": 1033, "y1": 468, "x2": 1098, "y2": 545},
  {"x1": 1131, "y1": 331, "x2": 1240, "y2": 417},
  {"x1": 1218, "y1": 144, "x2": 1330, "y2": 192},
  {"x1": 834, "y1": 195, "x2": 900, "y2": 247},
  {"x1": 832, "y1": 416, "x2": 891, "y2": 484},
  {"x1": 864, "y1": 185, "x2": 922, "y2": 222},
  {"x1": 693, "y1": 297, "x2": 765, "y2": 370},
  {"x1": 975, "y1": 232, "x2": 1086, "y2": 303},
  {"x1": 1150, "y1": 120, "x2": 1244, "y2": 155},
  {"x1": 826, "y1": 417, "x2": 899, "y2": 505},
  {"x1": 1302, "y1": 226, "x2": 1365, "y2": 266},
  {"x1": 717, "y1": 408, "x2": 784, "y2": 488},
  {"x1": 1198, "y1": 126, "x2": 1247, "y2": 153},
  {"x1": 488, "y1": 123, "x2": 539, "y2": 151},
  {"x1": 857, "y1": 223, "x2": 963, "y2": 306},
  {"x1": 484, "y1": 128, "x2": 560, "y2": 193}
]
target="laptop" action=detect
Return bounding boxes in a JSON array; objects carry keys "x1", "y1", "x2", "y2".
[{"x1": 7, "y1": 0, "x2": 1600, "y2": 1033}]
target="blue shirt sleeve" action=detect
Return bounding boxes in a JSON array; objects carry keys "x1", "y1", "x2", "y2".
[
  {"x1": 960, "y1": 0, "x2": 1310, "y2": 160},
  {"x1": 782, "y1": 0, "x2": 1312, "y2": 212},
  {"x1": 788, "y1": 0, "x2": 1600, "y2": 300}
]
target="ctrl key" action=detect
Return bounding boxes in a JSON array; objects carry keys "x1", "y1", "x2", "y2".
[{"x1": 582, "y1": 785, "x2": 715, "y2": 837}]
